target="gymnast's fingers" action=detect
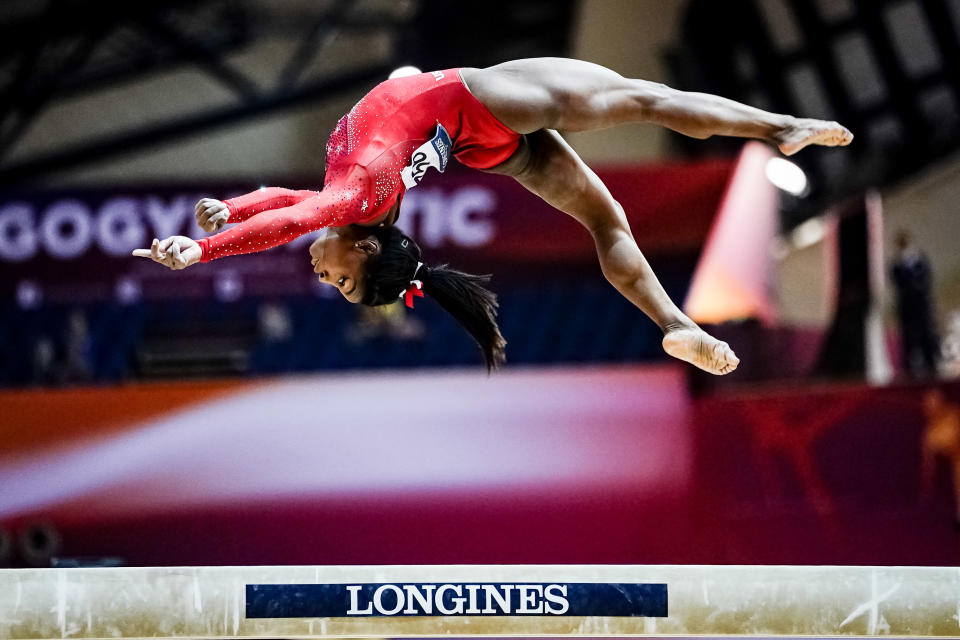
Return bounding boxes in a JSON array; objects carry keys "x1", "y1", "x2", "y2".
[
  {"x1": 170, "y1": 242, "x2": 185, "y2": 268},
  {"x1": 196, "y1": 199, "x2": 220, "y2": 227},
  {"x1": 196, "y1": 198, "x2": 216, "y2": 215},
  {"x1": 209, "y1": 211, "x2": 229, "y2": 231}
]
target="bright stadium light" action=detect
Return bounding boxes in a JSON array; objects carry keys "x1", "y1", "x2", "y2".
[
  {"x1": 389, "y1": 65, "x2": 421, "y2": 79},
  {"x1": 765, "y1": 157, "x2": 809, "y2": 196}
]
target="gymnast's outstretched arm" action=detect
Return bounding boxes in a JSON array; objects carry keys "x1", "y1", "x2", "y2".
[
  {"x1": 134, "y1": 185, "x2": 370, "y2": 269},
  {"x1": 194, "y1": 188, "x2": 322, "y2": 232},
  {"x1": 495, "y1": 129, "x2": 738, "y2": 376}
]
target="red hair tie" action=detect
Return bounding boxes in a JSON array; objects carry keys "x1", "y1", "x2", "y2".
[
  {"x1": 399, "y1": 261, "x2": 425, "y2": 308},
  {"x1": 402, "y1": 281, "x2": 424, "y2": 308}
]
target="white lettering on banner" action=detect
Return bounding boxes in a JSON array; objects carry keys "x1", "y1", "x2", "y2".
[
  {"x1": 545, "y1": 584, "x2": 570, "y2": 614},
  {"x1": 0, "y1": 196, "x2": 198, "y2": 263},
  {"x1": 373, "y1": 585, "x2": 405, "y2": 616},
  {"x1": 517, "y1": 584, "x2": 544, "y2": 614},
  {"x1": 448, "y1": 186, "x2": 495, "y2": 247},
  {"x1": 402, "y1": 189, "x2": 446, "y2": 246},
  {"x1": 346, "y1": 586, "x2": 372, "y2": 615},
  {"x1": 399, "y1": 186, "x2": 496, "y2": 248},
  {"x1": 482, "y1": 584, "x2": 510, "y2": 614},
  {"x1": 0, "y1": 185, "x2": 497, "y2": 262},
  {"x1": 97, "y1": 197, "x2": 145, "y2": 256},
  {"x1": 344, "y1": 583, "x2": 571, "y2": 616},
  {"x1": 0, "y1": 202, "x2": 37, "y2": 262},
  {"x1": 403, "y1": 584, "x2": 435, "y2": 614},
  {"x1": 464, "y1": 584, "x2": 481, "y2": 614},
  {"x1": 42, "y1": 200, "x2": 91, "y2": 260},
  {"x1": 435, "y1": 584, "x2": 465, "y2": 615},
  {"x1": 145, "y1": 196, "x2": 191, "y2": 240}
]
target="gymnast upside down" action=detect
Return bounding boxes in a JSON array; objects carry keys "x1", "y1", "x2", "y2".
[{"x1": 134, "y1": 57, "x2": 853, "y2": 372}]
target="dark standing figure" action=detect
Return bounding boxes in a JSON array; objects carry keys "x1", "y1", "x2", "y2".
[{"x1": 891, "y1": 230, "x2": 939, "y2": 378}]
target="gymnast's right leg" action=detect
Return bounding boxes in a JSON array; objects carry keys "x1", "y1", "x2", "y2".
[
  {"x1": 461, "y1": 57, "x2": 852, "y2": 155},
  {"x1": 486, "y1": 128, "x2": 740, "y2": 376}
]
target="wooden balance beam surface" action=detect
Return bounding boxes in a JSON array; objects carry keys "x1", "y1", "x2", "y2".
[{"x1": 0, "y1": 564, "x2": 957, "y2": 639}]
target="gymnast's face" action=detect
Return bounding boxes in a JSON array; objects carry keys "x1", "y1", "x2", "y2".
[{"x1": 309, "y1": 228, "x2": 380, "y2": 303}]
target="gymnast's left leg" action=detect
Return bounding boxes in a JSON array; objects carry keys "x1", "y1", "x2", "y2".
[
  {"x1": 489, "y1": 129, "x2": 739, "y2": 375},
  {"x1": 461, "y1": 57, "x2": 852, "y2": 155}
]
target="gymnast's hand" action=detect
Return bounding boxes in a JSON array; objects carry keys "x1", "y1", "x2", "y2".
[
  {"x1": 195, "y1": 198, "x2": 230, "y2": 232},
  {"x1": 132, "y1": 236, "x2": 201, "y2": 270}
]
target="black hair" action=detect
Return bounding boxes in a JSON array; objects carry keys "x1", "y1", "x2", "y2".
[{"x1": 359, "y1": 225, "x2": 506, "y2": 371}]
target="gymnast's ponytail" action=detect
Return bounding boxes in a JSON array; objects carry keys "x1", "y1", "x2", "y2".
[
  {"x1": 359, "y1": 225, "x2": 506, "y2": 371},
  {"x1": 419, "y1": 264, "x2": 507, "y2": 371}
]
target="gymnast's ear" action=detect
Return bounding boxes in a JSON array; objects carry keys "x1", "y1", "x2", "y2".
[{"x1": 354, "y1": 236, "x2": 381, "y2": 257}]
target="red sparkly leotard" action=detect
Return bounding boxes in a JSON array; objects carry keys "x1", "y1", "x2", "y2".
[{"x1": 196, "y1": 68, "x2": 521, "y2": 262}]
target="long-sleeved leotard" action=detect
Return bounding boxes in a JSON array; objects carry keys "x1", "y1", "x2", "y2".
[
  {"x1": 195, "y1": 182, "x2": 371, "y2": 262},
  {"x1": 195, "y1": 165, "x2": 378, "y2": 262},
  {"x1": 223, "y1": 187, "x2": 320, "y2": 222},
  {"x1": 195, "y1": 67, "x2": 521, "y2": 262}
]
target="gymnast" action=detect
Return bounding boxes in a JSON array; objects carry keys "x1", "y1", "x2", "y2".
[{"x1": 134, "y1": 58, "x2": 853, "y2": 372}]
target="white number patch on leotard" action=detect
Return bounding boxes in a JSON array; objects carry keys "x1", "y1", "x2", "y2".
[{"x1": 401, "y1": 123, "x2": 451, "y2": 189}]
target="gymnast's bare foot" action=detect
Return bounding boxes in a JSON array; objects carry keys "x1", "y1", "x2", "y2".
[
  {"x1": 662, "y1": 326, "x2": 740, "y2": 376},
  {"x1": 775, "y1": 118, "x2": 853, "y2": 156}
]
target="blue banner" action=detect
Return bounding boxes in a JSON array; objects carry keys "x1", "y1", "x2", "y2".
[{"x1": 246, "y1": 582, "x2": 667, "y2": 618}]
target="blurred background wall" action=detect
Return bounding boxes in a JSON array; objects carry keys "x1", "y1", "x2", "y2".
[
  {"x1": 6, "y1": 0, "x2": 958, "y2": 331},
  {"x1": 8, "y1": 0, "x2": 688, "y2": 186}
]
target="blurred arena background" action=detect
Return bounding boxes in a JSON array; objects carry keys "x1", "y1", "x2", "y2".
[{"x1": 2, "y1": 0, "x2": 960, "y2": 568}]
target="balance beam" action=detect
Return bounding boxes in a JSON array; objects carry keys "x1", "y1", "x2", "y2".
[{"x1": 1, "y1": 565, "x2": 957, "y2": 638}]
